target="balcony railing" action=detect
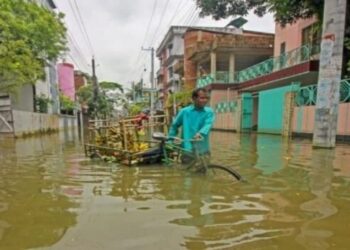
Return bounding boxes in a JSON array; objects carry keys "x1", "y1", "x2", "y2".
[
  {"x1": 196, "y1": 44, "x2": 320, "y2": 88},
  {"x1": 295, "y1": 79, "x2": 350, "y2": 106}
]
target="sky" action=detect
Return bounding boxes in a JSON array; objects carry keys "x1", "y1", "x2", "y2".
[{"x1": 54, "y1": 0, "x2": 275, "y2": 89}]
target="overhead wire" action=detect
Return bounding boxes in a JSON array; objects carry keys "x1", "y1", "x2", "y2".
[
  {"x1": 128, "y1": 0, "x2": 159, "y2": 79},
  {"x1": 72, "y1": 0, "x2": 95, "y2": 56},
  {"x1": 148, "y1": 0, "x2": 171, "y2": 47},
  {"x1": 153, "y1": 0, "x2": 189, "y2": 47},
  {"x1": 67, "y1": 31, "x2": 90, "y2": 67},
  {"x1": 54, "y1": 3, "x2": 90, "y2": 73}
]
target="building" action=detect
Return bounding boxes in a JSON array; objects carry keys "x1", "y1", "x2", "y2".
[
  {"x1": 74, "y1": 71, "x2": 89, "y2": 91},
  {"x1": 181, "y1": 26, "x2": 274, "y2": 131},
  {"x1": 202, "y1": 16, "x2": 350, "y2": 140},
  {"x1": 156, "y1": 26, "x2": 188, "y2": 111},
  {"x1": 0, "y1": 0, "x2": 78, "y2": 136},
  {"x1": 58, "y1": 63, "x2": 76, "y2": 101}
]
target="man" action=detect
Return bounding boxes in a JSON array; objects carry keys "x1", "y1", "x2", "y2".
[
  {"x1": 168, "y1": 88, "x2": 215, "y2": 166},
  {"x1": 135, "y1": 109, "x2": 149, "y2": 130}
]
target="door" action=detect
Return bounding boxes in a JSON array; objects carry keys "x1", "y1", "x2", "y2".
[{"x1": 241, "y1": 93, "x2": 253, "y2": 130}]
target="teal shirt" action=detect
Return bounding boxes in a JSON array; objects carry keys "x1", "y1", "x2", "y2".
[{"x1": 168, "y1": 105, "x2": 215, "y2": 154}]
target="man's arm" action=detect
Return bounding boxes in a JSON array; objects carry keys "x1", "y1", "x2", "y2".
[
  {"x1": 168, "y1": 109, "x2": 184, "y2": 138},
  {"x1": 198, "y1": 109, "x2": 215, "y2": 136}
]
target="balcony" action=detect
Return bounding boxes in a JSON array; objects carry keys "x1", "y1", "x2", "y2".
[{"x1": 196, "y1": 44, "x2": 320, "y2": 88}]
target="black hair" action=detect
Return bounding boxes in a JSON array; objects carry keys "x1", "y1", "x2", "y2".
[{"x1": 192, "y1": 87, "x2": 207, "y2": 99}]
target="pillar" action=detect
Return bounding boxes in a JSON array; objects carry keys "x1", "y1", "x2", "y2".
[
  {"x1": 229, "y1": 53, "x2": 235, "y2": 82},
  {"x1": 313, "y1": 0, "x2": 347, "y2": 148},
  {"x1": 210, "y1": 52, "x2": 216, "y2": 78}
]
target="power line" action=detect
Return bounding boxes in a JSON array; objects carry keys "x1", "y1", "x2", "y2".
[
  {"x1": 66, "y1": 53, "x2": 84, "y2": 71},
  {"x1": 187, "y1": 8, "x2": 200, "y2": 26},
  {"x1": 141, "y1": 0, "x2": 159, "y2": 49},
  {"x1": 148, "y1": 0, "x2": 171, "y2": 47},
  {"x1": 72, "y1": 0, "x2": 95, "y2": 56},
  {"x1": 67, "y1": 32, "x2": 90, "y2": 67},
  {"x1": 153, "y1": 0, "x2": 188, "y2": 46},
  {"x1": 67, "y1": 0, "x2": 94, "y2": 56},
  {"x1": 128, "y1": 0, "x2": 158, "y2": 78},
  {"x1": 54, "y1": 2, "x2": 90, "y2": 73},
  {"x1": 183, "y1": 5, "x2": 197, "y2": 26}
]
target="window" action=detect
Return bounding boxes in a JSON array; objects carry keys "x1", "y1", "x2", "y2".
[
  {"x1": 302, "y1": 23, "x2": 321, "y2": 55},
  {"x1": 167, "y1": 44, "x2": 173, "y2": 58},
  {"x1": 280, "y1": 42, "x2": 286, "y2": 55}
]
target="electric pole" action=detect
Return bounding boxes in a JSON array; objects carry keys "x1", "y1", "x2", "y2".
[
  {"x1": 92, "y1": 56, "x2": 99, "y2": 119},
  {"x1": 141, "y1": 47, "x2": 155, "y2": 135},
  {"x1": 141, "y1": 47, "x2": 155, "y2": 114},
  {"x1": 313, "y1": 0, "x2": 348, "y2": 148}
]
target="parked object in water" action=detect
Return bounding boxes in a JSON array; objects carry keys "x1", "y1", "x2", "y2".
[{"x1": 84, "y1": 115, "x2": 167, "y2": 165}]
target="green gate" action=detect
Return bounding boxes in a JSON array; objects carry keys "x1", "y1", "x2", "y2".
[
  {"x1": 258, "y1": 84, "x2": 299, "y2": 134},
  {"x1": 241, "y1": 93, "x2": 253, "y2": 130}
]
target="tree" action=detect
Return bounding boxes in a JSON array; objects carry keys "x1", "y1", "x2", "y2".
[
  {"x1": 99, "y1": 81, "x2": 124, "y2": 93},
  {"x1": 195, "y1": 0, "x2": 324, "y2": 26},
  {"x1": 59, "y1": 94, "x2": 75, "y2": 115},
  {"x1": 0, "y1": 0, "x2": 67, "y2": 94},
  {"x1": 76, "y1": 82, "x2": 127, "y2": 118}
]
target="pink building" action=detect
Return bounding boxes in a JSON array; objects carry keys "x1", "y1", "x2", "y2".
[
  {"x1": 58, "y1": 63, "x2": 75, "y2": 101},
  {"x1": 274, "y1": 17, "x2": 319, "y2": 56}
]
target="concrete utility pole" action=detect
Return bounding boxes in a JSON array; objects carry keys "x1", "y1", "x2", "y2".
[
  {"x1": 313, "y1": 0, "x2": 348, "y2": 148},
  {"x1": 92, "y1": 57, "x2": 99, "y2": 119},
  {"x1": 141, "y1": 47, "x2": 155, "y2": 115}
]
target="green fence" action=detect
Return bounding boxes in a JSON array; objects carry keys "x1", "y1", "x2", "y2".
[
  {"x1": 215, "y1": 101, "x2": 237, "y2": 113},
  {"x1": 295, "y1": 79, "x2": 350, "y2": 106},
  {"x1": 196, "y1": 44, "x2": 319, "y2": 88}
]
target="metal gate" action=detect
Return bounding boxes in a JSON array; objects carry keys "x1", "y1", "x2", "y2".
[
  {"x1": 0, "y1": 94, "x2": 14, "y2": 134},
  {"x1": 258, "y1": 84, "x2": 299, "y2": 134}
]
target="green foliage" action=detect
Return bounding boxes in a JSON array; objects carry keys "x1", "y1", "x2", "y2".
[
  {"x1": 35, "y1": 94, "x2": 52, "y2": 113},
  {"x1": 195, "y1": 0, "x2": 324, "y2": 26},
  {"x1": 76, "y1": 83, "x2": 127, "y2": 118},
  {"x1": 128, "y1": 103, "x2": 147, "y2": 116},
  {"x1": 99, "y1": 81, "x2": 124, "y2": 93},
  {"x1": 0, "y1": 0, "x2": 67, "y2": 94},
  {"x1": 59, "y1": 94, "x2": 75, "y2": 114},
  {"x1": 167, "y1": 90, "x2": 192, "y2": 108},
  {"x1": 76, "y1": 85, "x2": 93, "y2": 105}
]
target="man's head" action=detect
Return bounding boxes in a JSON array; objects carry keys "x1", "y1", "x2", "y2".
[{"x1": 192, "y1": 88, "x2": 209, "y2": 109}]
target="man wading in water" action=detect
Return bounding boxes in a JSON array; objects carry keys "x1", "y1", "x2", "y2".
[{"x1": 168, "y1": 88, "x2": 215, "y2": 172}]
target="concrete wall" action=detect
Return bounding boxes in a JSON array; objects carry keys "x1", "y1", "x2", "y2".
[
  {"x1": 274, "y1": 17, "x2": 317, "y2": 56},
  {"x1": 211, "y1": 89, "x2": 239, "y2": 131},
  {"x1": 292, "y1": 106, "x2": 315, "y2": 134},
  {"x1": 293, "y1": 103, "x2": 350, "y2": 135},
  {"x1": 213, "y1": 112, "x2": 238, "y2": 131},
  {"x1": 10, "y1": 85, "x2": 34, "y2": 112},
  {"x1": 12, "y1": 110, "x2": 77, "y2": 137},
  {"x1": 35, "y1": 66, "x2": 51, "y2": 99},
  {"x1": 172, "y1": 35, "x2": 184, "y2": 57}
]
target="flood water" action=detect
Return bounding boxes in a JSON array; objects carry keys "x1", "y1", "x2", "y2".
[{"x1": 0, "y1": 131, "x2": 350, "y2": 250}]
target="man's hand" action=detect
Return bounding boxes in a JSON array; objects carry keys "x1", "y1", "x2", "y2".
[{"x1": 193, "y1": 133, "x2": 203, "y2": 141}]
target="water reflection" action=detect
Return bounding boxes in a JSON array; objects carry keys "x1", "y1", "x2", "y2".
[
  {"x1": 296, "y1": 149, "x2": 337, "y2": 250},
  {"x1": 0, "y1": 132, "x2": 350, "y2": 249},
  {"x1": 0, "y1": 135, "x2": 80, "y2": 249}
]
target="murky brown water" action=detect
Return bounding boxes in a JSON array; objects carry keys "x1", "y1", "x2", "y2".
[{"x1": 0, "y1": 131, "x2": 350, "y2": 250}]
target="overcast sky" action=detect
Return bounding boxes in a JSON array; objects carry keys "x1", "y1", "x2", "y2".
[{"x1": 55, "y1": 0, "x2": 275, "y2": 89}]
